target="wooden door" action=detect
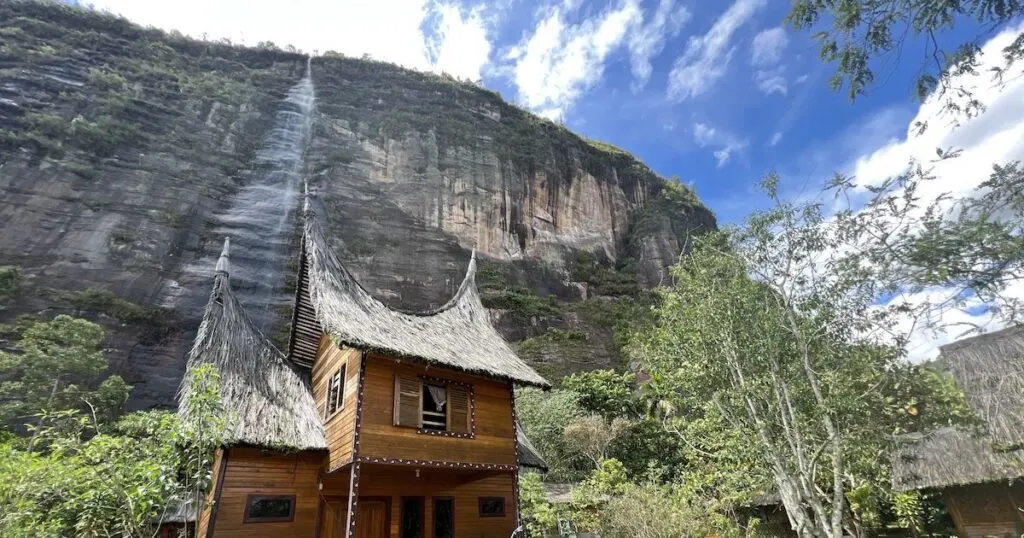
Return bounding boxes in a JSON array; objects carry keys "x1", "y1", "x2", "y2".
[
  {"x1": 320, "y1": 498, "x2": 390, "y2": 538},
  {"x1": 357, "y1": 500, "x2": 387, "y2": 538}
]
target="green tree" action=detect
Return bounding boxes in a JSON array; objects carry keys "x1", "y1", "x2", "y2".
[
  {"x1": 516, "y1": 388, "x2": 590, "y2": 481},
  {"x1": 561, "y1": 370, "x2": 639, "y2": 419},
  {"x1": 519, "y1": 472, "x2": 557, "y2": 538},
  {"x1": 632, "y1": 183, "x2": 971, "y2": 538},
  {"x1": 0, "y1": 315, "x2": 130, "y2": 445},
  {"x1": 0, "y1": 363, "x2": 227, "y2": 537}
]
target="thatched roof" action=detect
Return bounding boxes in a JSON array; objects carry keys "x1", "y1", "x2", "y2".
[
  {"x1": 517, "y1": 426, "x2": 548, "y2": 472},
  {"x1": 893, "y1": 427, "x2": 1024, "y2": 490},
  {"x1": 299, "y1": 192, "x2": 549, "y2": 388},
  {"x1": 941, "y1": 325, "x2": 1024, "y2": 447},
  {"x1": 892, "y1": 325, "x2": 1024, "y2": 490},
  {"x1": 180, "y1": 238, "x2": 327, "y2": 451}
]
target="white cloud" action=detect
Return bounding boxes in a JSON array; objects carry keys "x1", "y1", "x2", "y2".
[
  {"x1": 430, "y1": 5, "x2": 492, "y2": 81},
  {"x1": 755, "y1": 66, "x2": 787, "y2": 95},
  {"x1": 627, "y1": 0, "x2": 691, "y2": 91},
  {"x1": 85, "y1": 0, "x2": 494, "y2": 81},
  {"x1": 506, "y1": 0, "x2": 690, "y2": 117},
  {"x1": 693, "y1": 122, "x2": 747, "y2": 167},
  {"x1": 834, "y1": 24, "x2": 1024, "y2": 360},
  {"x1": 504, "y1": 0, "x2": 642, "y2": 119},
  {"x1": 769, "y1": 131, "x2": 783, "y2": 146},
  {"x1": 667, "y1": 0, "x2": 767, "y2": 101},
  {"x1": 750, "y1": 27, "x2": 788, "y2": 67}
]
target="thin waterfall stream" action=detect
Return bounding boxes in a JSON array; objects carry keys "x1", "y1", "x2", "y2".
[{"x1": 176, "y1": 59, "x2": 315, "y2": 335}]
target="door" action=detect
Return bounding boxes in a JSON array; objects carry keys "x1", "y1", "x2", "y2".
[{"x1": 320, "y1": 498, "x2": 390, "y2": 538}]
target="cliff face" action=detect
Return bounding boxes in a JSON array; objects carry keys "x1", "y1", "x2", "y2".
[{"x1": 0, "y1": 1, "x2": 716, "y2": 408}]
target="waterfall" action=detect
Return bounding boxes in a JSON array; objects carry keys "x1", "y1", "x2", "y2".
[{"x1": 176, "y1": 60, "x2": 315, "y2": 335}]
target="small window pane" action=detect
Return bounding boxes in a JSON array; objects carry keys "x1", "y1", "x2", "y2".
[
  {"x1": 245, "y1": 495, "x2": 295, "y2": 522},
  {"x1": 421, "y1": 384, "x2": 446, "y2": 431},
  {"x1": 478, "y1": 497, "x2": 505, "y2": 518}
]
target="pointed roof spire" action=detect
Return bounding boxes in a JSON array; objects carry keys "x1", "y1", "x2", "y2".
[{"x1": 214, "y1": 237, "x2": 231, "y2": 274}]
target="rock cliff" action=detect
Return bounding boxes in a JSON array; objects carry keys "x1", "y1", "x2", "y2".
[{"x1": 0, "y1": 1, "x2": 716, "y2": 408}]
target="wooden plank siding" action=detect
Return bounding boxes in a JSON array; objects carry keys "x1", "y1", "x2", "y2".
[
  {"x1": 358, "y1": 354, "x2": 517, "y2": 467},
  {"x1": 944, "y1": 483, "x2": 1024, "y2": 538},
  {"x1": 321, "y1": 465, "x2": 517, "y2": 538},
  {"x1": 312, "y1": 335, "x2": 362, "y2": 470},
  {"x1": 196, "y1": 448, "x2": 226, "y2": 537},
  {"x1": 206, "y1": 448, "x2": 322, "y2": 538}
]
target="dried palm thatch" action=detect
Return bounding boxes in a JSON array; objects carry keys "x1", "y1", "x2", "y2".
[
  {"x1": 893, "y1": 427, "x2": 1024, "y2": 490},
  {"x1": 892, "y1": 325, "x2": 1024, "y2": 490},
  {"x1": 942, "y1": 325, "x2": 1024, "y2": 447},
  {"x1": 517, "y1": 425, "x2": 548, "y2": 472},
  {"x1": 180, "y1": 238, "x2": 327, "y2": 451},
  {"x1": 300, "y1": 194, "x2": 549, "y2": 388}
]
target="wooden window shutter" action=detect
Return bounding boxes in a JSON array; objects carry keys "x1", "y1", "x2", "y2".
[
  {"x1": 447, "y1": 386, "x2": 471, "y2": 434},
  {"x1": 394, "y1": 376, "x2": 422, "y2": 428}
]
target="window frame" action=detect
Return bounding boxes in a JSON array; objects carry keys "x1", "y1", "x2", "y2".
[
  {"x1": 477, "y1": 496, "x2": 506, "y2": 518},
  {"x1": 242, "y1": 494, "x2": 297, "y2": 523},
  {"x1": 325, "y1": 364, "x2": 346, "y2": 420},
  {"x1": 416, "y1": 375, "x2": 474, "y2": 438}
]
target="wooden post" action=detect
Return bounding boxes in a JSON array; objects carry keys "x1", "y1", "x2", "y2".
[{"x1": 344, "y1": 461, "x2": 361, "y2": 538}]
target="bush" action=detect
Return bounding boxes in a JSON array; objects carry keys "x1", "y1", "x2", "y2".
[{"x1": 0, "y1": 266, "x2": 21, "y2": 297}]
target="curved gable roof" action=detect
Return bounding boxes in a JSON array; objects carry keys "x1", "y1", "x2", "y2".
[{"x1": 299, "y1": 191, "x2": 549, "y2": 388}]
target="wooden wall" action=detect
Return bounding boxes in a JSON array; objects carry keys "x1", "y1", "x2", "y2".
[
  {"x1": 196, "y1": 448, "x2": 225, "y2": 536},
  {"x1": 944, "y1": 482, "x2": 1024, "y2": 538},
  {"x1": 312, "y1": 335, "x2": 362, "y2": 471},
  {"x1": 358, "y1": 354, "x2": 516, "y2": 466},
  {"x1": 321, "y1": 465, "x2": 517, "y2": 538},
  {"x1": 205, "y1": 447, "x2": 322, "y2": 538}
]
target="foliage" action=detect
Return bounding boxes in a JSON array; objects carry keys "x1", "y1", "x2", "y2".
[
  {"x1": 632, "y1": 184, "x2": 973, "y2": 538},
  {"x1": 0, "y1": 266, "x2": 21, "y2": 298},
  {"x1": 516, "y1": 328, "x2": 587, "y2": 355},
  {"x1": 561, "y1": 370, "x2": 639, "y2": 419},
  {"x1": 598, "y1": 481, "x2": 743, "y2": 538},
  {"x1": 69, "y1": 288, "x2": 169, "y2": 327},
  {"x1": 563, "y1": 415, "x2": 632, "y2": 469},
  {"x1": 516, "y1": 388, "x2": 589, "y2": 481},
  {"x1": 480, "y1": 287, "x2": 561, "y2": 320},
  {"x1": 518, "y1": 472, "x2": 557, "y2": 538},
  {"x1": 788, "y1": 0, "x2": 1024, "y2": 104},
  {"x1": 0, "y1": 315, "x2": 130, "y2": 438},
  {"x1": 0, "y1": 363, "x2": 226, "y2": 538},
  {"x1": 568, "y1": 458, "x2": 629, "y2": 531}
]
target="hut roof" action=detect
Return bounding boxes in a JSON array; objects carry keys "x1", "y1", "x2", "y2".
[
  {"x1": 299, "y1": 193, "x2": 549, "y2": 388},
  {"x1": 892, "y1": 427, "x2": 1024, "y2": 490},
  {"x1": 891, "y1": 325, "x2": 1024, "y2": 490},
  {"x1": 517, "y1": 426, "x2": 549, "y2": 472},
  {"x1": 179, "y1": 238, "x2": 327, "y2": 451},
  {"x1": 941, "y1": 325, "x2": 1024, "y2": 447}
]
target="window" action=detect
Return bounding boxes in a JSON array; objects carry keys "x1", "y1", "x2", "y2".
[
  {"x1": 325, "y1": 364, "x2": 345, "y2": 418},
  {"x1": 422, "y1": 384, "x2": 447, "y2": 431},
  {"x1": 400, "y1": 497, "x2": 425, "y2": 538},
  {"x1": 244, "y1": 495, "x2": 296, "y2": 523},
  {"x1": 393, "y1": 376, "x2": 472, "y2": 435},
  {"x1": 478, "y1": 497, "x2": 505, "y2": 518},
  {"x1": 433, "y1": 497, "x2": 454, "y2": 538}
]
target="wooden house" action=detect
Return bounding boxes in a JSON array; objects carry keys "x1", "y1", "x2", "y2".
[
  {"x1": 180, "y1": 192, "x2": 550, "y2": 538},
  {"x1": 892, "y1": 326, "x2": 1024, "y2": 538}
]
